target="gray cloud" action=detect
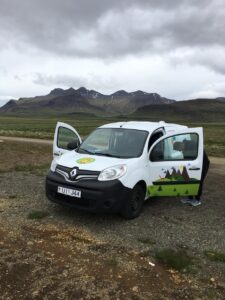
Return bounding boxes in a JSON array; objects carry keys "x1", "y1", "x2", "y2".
[
  {"x1": 191, "y1": 81, "x2": 225, "y2": 98},
  {"x1": 169, "y1": 46, "x2": 225, "y2": 75},
  {"x1": 33, "y1": 72, "x2": 119, "y2": 91},
  {"x1": 1, "y1": 0, "x2": 225, "y2": 99},
  {"x1": 33, "y1": 73, "x2": 88, "y2": 87},
  {"x1": 0, "y1": 0, "x2": 222, "y2": 59}
]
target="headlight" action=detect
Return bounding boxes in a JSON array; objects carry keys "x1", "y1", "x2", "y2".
[
  {"x1": 98, "y1": 164, "x2": 127, "y2": 181},
  {"x1": 50, "y1": 161, "x2": 57, "y2": 172}
]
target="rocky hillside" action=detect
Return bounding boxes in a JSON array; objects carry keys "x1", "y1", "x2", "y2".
[
  {"x1": 0, "y1": 87, "x2": 174, "y2": 116},
  {"x1": 132, "y1": 98, "x2": 225, "y2": 122}
]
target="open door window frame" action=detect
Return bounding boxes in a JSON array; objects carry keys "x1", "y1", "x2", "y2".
[{"x1": 53, "y1": 122, "x2": 82, "y2": 159}]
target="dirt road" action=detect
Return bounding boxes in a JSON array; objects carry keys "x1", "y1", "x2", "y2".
[
  {"x1": 0, "y1": 136, "x2": 52, "y2": 145},
  {"x1": 0, "y1": 139, "x2": 225, "y2": 299}
]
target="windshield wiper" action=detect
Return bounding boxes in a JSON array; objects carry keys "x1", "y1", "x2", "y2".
[
  {"x1": 94, "y1": 152, "x2": 123, "y2": 158},
  {"x1": 78, "y1": 148, "x2": 126, "y2": 158},
  {"x1": 78, "y1": 147, "x2": 95, "y2": 155}
]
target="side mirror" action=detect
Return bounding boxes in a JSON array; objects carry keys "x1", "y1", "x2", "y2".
[{"x1": 67, "y1": 139, "x2": 80, "y2": 150}]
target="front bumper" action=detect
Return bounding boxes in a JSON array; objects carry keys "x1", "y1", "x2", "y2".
[{"x1": 45, "y1": 170, "x2": 131, "y2": 213}]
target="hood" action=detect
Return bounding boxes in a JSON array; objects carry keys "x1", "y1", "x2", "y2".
[{"x1": 56, "y1": 151, "x2": 130, "y2": 171}]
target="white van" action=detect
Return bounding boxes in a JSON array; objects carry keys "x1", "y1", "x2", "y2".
[{"x1": 46, "y1": 121, "x2": 203, "y2": 219}]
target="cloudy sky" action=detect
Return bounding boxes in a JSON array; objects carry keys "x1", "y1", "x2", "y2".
[{"x1": 1, "y1": 0, "x2": 225, "y2": 106}]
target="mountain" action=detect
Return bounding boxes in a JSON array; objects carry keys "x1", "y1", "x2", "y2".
[
  {"x1": 156, "y1": 166, "x2": 198, "y2": 183},
  {"x1": 164, "y1": 166, "x2": 190, "y2": 182},
  {"x1": 0, "y1": 87, "x2": 174, "y2": 116},
  {"x1": 132, "y1": 98, "x2": 225, "y2": 122},
  {"x1": 216, "y1": 97, "x2": 225, "y2": 102},
  {"x1": 1, "y1": 87, "x2": 224, "y2": 120}
]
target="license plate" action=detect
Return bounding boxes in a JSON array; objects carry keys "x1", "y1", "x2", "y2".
[{"x1": 57, "y1": 186, "x2": 81, "y2": 198}]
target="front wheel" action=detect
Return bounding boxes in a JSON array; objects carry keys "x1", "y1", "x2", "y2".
[{"x1": 121, "y1": 184, "x2": 145, "y2": 219}]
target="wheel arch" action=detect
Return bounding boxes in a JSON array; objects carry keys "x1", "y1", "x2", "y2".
[
  {"x1": 134, "y1": 180, "x2": 147, "y2": 199},
  {"x1": 120, "y1": 179, "x2": 147, "y2": 219}
]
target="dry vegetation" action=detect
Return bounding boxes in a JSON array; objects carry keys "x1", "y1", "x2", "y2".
[{"x1": 0, "y1": 140, "x2": 52, "y2": 174}]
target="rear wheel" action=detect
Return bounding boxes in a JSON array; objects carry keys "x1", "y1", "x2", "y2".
[{"x1": 121, "y1": 184, "x2": 145, "y2": 219}]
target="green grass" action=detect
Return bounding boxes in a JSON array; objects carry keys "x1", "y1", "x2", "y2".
[
  {"x1": 28, "y1": 211, "x2": 50, "y2": 220},
  {"x1": 155, "y1": 248, "x2": 193, "y2": 271},
  {"x1": 0, "y1": 115, "x2": 123, "y2": 138},
  {"x1": 204, "y1": 250, "x2": 225, "y2": 263}
]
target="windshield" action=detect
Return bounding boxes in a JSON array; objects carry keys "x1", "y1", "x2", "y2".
[{"x1": 77, "y1": 128, "x2": 149, "y2": 158}]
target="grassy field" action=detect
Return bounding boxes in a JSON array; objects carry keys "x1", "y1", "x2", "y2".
[
  {"x1": 0, "y1": 116, "x2": 225, "y2": 157},
  {"x1": 0, "y1": 115, "x2": 113, "y2": 138}
]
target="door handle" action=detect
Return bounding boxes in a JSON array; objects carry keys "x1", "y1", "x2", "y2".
[{"x1": 188, "y1": 167, "x2": 200, "y2": 171}]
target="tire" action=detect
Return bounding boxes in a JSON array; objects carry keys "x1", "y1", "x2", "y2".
[{"x1": 121, "y1": 184, "x2": 145, "y2": 219}]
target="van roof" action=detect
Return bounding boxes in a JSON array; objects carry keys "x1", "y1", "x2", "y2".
[{"x1": 100, "y1": 121, "x2": 187, "y2": 133}]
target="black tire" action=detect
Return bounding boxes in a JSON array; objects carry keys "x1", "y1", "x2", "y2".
[{"x1": 121, "y1": 184, "x2": 145, "y2": 219}]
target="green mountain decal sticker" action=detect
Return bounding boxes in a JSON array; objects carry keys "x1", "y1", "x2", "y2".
[{"x1": 148, "y1": 166, "x2": 200, "y2": 197}]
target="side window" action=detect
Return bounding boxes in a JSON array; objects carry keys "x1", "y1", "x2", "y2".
[
  {"x1": 57, "y1": 127, "x2": 79, "y2": 149},
  {"x1": 150, "y1": 133, "x2": 199, "y2": 162}
]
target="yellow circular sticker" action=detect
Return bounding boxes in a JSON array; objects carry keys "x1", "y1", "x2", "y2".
[{"x1": 76, "y1": 157, "x2": 96, "y2": 164}]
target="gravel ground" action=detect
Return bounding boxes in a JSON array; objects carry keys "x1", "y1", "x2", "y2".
[{"x1": 0, "y1": 146, "x2": 225, "y2": 299}]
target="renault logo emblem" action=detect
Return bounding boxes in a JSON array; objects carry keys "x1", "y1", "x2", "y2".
[{"x1": 70, "y1": 169, "x2": 77, "y2": 179}]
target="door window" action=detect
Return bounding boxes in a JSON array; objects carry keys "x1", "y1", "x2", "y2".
[
  {"x1": 150, "y1": 133, "x2": 199, "y2": 162},
  {"x1": 57, "y1": 126, "x2": 79, "y2": 149}
]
